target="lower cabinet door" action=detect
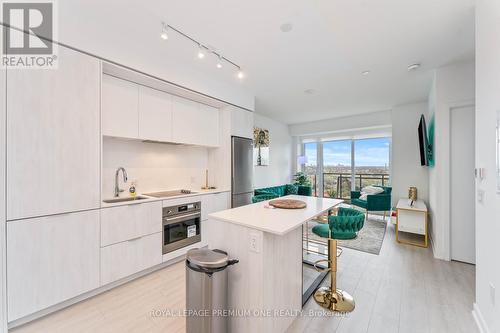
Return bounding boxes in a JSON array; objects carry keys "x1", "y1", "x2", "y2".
[
  {"x1": 100, "y1": 232, "x2": 162, "y2": 286},
  {"x1": 7, "y1": 210, "x2": 100, "y2": 321}
]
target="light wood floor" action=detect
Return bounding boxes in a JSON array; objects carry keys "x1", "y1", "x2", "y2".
[{"x1": 11, "y1": 223, "x2": 477, "y2": 333}]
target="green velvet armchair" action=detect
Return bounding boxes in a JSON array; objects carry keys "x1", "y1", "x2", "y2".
[{"x1": 351, "y1": 186, "x2": 392, "y2": 218}]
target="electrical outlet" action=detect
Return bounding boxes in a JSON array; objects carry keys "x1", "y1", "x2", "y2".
[
  {"x1": 490, "y1": 283, "x2": 496, "y2": 306},
  {"x1": 477, "y1": 189, "x2": 485, "y2": 203},
  {"x1": 249, "y1": 232, "x2": 261, "y2": 253}
]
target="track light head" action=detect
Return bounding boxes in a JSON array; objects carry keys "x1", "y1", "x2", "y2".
[
  {"x1": 197, "y1": 45, "x2": 205, "y2": 59},
  {"x1": 237, "y1": 69, "x2": 244, "y2": 79},
  {"x1": 216, "y1": 55, "x2": 223, "y2": 69},
  {"x1": 160, "y1": 22, "x2": 168, "y2": 40}
]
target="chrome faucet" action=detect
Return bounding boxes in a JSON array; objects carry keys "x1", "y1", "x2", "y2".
[{"x1": 114, "y1": 167, "x2": 128, "y2": 197}]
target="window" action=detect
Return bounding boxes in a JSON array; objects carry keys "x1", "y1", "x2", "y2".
[
  {"x1": 354, "y1": 138, "x2": 391, "y2": 190},
  {"x1": 300, "y1": 137, "x2": 391, "y2": 199},
  {"x1": 323, "y1": 140, "x2": 352, "y2": 199},
  {"x1": 303, "y1": 142, "x2": 318, "y2": 196}
]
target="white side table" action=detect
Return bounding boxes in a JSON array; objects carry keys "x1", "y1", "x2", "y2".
[{"x1": 396, "y1": 198, "x2": 428, "y2": 248}]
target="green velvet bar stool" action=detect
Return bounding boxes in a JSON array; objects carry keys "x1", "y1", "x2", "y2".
[{"x1": 312, "y1": 207, "x2": 365, "y2": 312}]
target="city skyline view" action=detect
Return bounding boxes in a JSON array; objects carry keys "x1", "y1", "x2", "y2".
[{"x1": 304, "y1": 137, "x2": 391, "y2": 168}]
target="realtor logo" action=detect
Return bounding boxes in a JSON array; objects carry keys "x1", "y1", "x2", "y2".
[{"x1": 1, "y1": 0, "x2": 58, "y2": 68}]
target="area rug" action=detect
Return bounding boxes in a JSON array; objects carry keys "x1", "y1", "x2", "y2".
[{"x1": 305, "y1": 215, "x2": 387, "y2": 255}]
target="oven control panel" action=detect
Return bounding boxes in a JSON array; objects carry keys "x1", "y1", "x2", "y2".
[{"x1": 163, "y1": 201, "x2": 201, "y2": 217}]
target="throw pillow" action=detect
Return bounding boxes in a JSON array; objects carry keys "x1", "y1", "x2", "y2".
[
  {"x1": 285, "y1": 184, "x2": 298, "y2": 195},
  {"x1": 359, "y1": 186, "x2": 384, "y2": 200}
]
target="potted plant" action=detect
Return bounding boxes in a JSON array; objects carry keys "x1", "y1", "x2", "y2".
[{"x1": 293, "y1": 172, "x2": 313, "y2": 196}]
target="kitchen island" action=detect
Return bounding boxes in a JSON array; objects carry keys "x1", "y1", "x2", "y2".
[{"x1": 207, "y1": 195, "x2": 343, "y2": 333}]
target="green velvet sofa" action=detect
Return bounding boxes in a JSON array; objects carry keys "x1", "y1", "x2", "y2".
[
  {"x1": 252, "y1": 184, "x2": 313, "y2": 203},
  {"x1": 351, "y1": 186, "x2": 392, "y2": 216}
]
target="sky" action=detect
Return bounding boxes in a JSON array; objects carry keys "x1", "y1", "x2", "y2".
[{"x1": 304, "y1": 138, "x2": 390, "y2": 167}]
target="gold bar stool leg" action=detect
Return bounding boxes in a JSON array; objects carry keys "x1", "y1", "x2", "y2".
[{"x1": 313, "y1": 238, "x2": 355, "y2": 312}]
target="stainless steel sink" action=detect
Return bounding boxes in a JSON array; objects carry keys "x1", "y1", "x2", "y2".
[{"x1": 102, "y1": 196, "x2": 149, "y2": 204}]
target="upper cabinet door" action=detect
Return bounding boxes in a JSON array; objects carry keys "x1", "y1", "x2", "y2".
[
  {"x1": 200, "y1": 104, "x2": 220, "y2": 147},
  {"x1": 102, "y1": 74, "x2": 139, "y2": 138},
  {"x1": 230, "y1": 107, "x2": 254, "y2": 139},
  {"x1": 172, "y1": 96, "x2": 219, "y2": 147},
  {"x1": 7, "y1": 45, "x2": 100, "y2": 220},
  {"x1": 138, "y1": 86, "x2": 173, "y2": 142},
  {"x1": 171, "y1": 96, "x2": 202, "y2": 145}
]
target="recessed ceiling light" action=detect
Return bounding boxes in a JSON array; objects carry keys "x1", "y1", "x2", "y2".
[
  {"x1": 280, "y1": 23, "x2": 293, "y2": 33},
  {"x1": 408, "y1": 63, "x2": 421, "y2": 71},
  {"x1": 362, "y1": 70, "x2": 371, "y2": 76},
  {"x1": 304, "y1": 89, "x2": 316, "y2": 95}
]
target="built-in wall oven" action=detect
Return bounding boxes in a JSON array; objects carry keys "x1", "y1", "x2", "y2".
[{"x1": 162, "y1": 201, "x2": 201, "y2": 254}]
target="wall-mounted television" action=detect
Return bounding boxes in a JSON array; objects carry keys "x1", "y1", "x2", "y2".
[{"x1": 418, "y1": 114, "x2": 428, "y2": 166}]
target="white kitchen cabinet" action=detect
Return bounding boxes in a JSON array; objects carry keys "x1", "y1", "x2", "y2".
[
  {"x1": 100, "y1": 232, "x2": 162, "y2": 285},
  {"x1": 7, "y1": 210, "x2": 100, "y2": 321},
  {"x1": 100, "y1": 201, "x2": 162, "y2": 247},
  {"x1": 172, "y1": 96, "x2": 219, "y2": 146},
  {"x1": 203, "y1": 192, "x2": 231, "y2": 218},
  {"x1": 199, "y1": 104, "x2": 220, "y2": 147},
  {"x1": 138, "y1": 86, "x2": 173, "y2": 142},
  {"x1": 102, "y1": 74, "x2": 139, "y2": 138},
  {"x1": 230, "y1": 107, "x2": 254, "y2": 139},
  {"x1": 6, "y1": 45, "x2": 100, "y2": 220},
  {"x1": 212, "y1": 191, "x2": 231, "y2": 212}
]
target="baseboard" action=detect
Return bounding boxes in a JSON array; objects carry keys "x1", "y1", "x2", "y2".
[
  {"x1": 429, "y1": 232, "x2": 438, "y2": 257},
  {"x1": 472, "y1": 303, "x2": 491, "y2": 333},
  {"x1": 428, "y1": 232, "x2": 450, "y2": 261}
]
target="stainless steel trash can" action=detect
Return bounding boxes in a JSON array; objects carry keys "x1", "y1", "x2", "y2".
[{"x1": 186, "y1": 248, "x2": 238, "y2": 333}]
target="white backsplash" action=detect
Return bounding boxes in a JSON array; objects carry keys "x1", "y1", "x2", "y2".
[{"x1": 102, "y1": 137, "x2": 209, "y2": 198}]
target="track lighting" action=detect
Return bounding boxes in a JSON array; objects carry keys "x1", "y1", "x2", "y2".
[
  {"x1": 159, "y1": 20, "x2": 244, "y2": 79},
  {"x1": 197, "y1": 45, "x2": 205, "y2": 59},
  {"x1": 160, "y1": 22, "x2": 168, "y2": 40}
]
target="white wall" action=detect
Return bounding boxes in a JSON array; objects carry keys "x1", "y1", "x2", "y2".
[
  {"x1": 289, "y1": 110, "x2": 392, "y2": 137},
  {"x1": 391, "y1": 102, "x2": 429, "y2": 206},
  {"x1": 0, "y1": 66, "x2": 6, "y2": 333},
  {"x1": 253, "y1": 113, "x2": 293, "y2": 188},
  {"x1": 427, "y1": 61, "x2": 475, "y2": 260},
  {"x1": 474, "y1": 1, "x2": 500, "y2": 332},
  {"x1": 102, "y1": 137, "x2": 211, "y2": 198}
]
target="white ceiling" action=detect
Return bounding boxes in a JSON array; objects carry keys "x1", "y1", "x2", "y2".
[{"x1": 60, "y1": 0, "x2": 475, "y2": 124}]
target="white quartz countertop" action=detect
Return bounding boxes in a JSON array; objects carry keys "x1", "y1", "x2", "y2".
[
  {"x1": 208, "y1": 195, "x2": 343, "y2": 235},
  {"x1": 101, "y1": 188, "x2": 230, "y2": 208}
]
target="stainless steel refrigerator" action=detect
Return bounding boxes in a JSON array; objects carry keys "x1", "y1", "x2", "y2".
[{"x1": 231, "y1": 136, "x2": 254, "y2": 207}]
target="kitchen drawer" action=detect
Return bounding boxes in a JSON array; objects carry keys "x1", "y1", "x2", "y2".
[
  {"x1": 100, "y1": 232, "x2": 162, "y2": 286},
  {"x1": 7, "y1": 210, "x2": 100, "y2": 321},
  {"x1": 100, "y1": 201, "x2": 161, "y2": 246}
]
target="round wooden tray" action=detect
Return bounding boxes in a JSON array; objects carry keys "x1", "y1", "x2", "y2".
[{"x1": 268, "y1": 199, "x2": 307, "y2": 209}]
